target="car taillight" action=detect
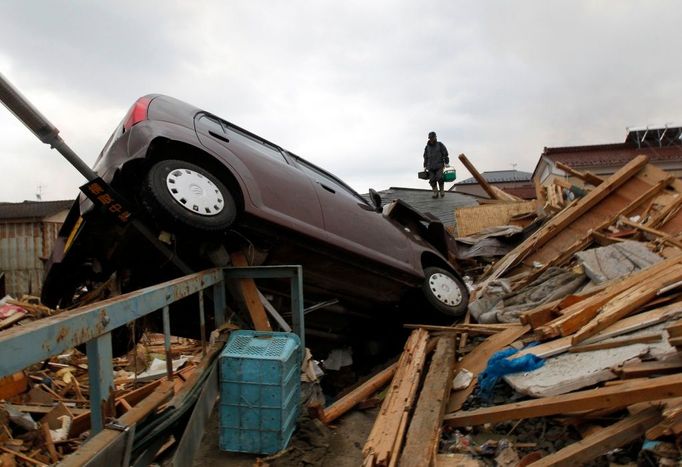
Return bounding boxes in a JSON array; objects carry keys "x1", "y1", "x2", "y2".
[{"x1": 123, "y1": 96, "x2": 152, "y2": 130}]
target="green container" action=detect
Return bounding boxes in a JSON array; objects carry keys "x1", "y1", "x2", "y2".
[{"x1": 442, "y1": 167, "x2": 457, "y2": 182}]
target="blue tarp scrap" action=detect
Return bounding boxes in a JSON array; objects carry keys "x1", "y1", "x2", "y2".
[{"x1": 477, "y1": 346, "x2": 544, "y2": 401}]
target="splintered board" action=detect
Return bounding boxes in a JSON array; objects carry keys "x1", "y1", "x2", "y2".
[
  {"x1": 521, "y1": 161, "x2": 669, "y2": 268},
  {"x1": 454, "y1": 200, "x2": 536, "y2": 237}
]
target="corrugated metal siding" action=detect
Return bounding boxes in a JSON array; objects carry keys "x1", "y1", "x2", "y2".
[{"x1": 0, "y1": 221, "x2": 62, "y2": 297}]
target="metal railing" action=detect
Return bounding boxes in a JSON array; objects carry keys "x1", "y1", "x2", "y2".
[{"x1": 0, "y1": 266, "x2": 304, "y2": 435}]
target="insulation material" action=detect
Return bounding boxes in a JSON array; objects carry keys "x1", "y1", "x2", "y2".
[{"x1": 575, "y1": 240, "x2": 662, "y2": 284}]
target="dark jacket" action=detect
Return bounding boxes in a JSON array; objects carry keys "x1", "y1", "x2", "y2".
[{"x1": 423, "y1": 141, "x2": 449, "y2": 170}]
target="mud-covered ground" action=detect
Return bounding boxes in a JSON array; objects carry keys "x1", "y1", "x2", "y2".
[{"x1": 191, "y1": 407, "x2": 377, "y2": 467}]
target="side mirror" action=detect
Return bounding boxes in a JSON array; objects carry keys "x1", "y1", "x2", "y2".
[{"x1": 369, "y1": 188, "x2": 382, "y2": 213}]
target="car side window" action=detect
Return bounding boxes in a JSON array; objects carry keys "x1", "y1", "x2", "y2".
[
  {"x1": 198, "y1": 115, "x2": 287, "y2": 163},
  {"x1": 294, "y1": 157, "x2": 369, "y2": 205},
  {"x1": 224, "y1": 126, "x2": 287, "y2": 163}
]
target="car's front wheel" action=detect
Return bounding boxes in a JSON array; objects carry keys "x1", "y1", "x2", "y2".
[
  {"x1": 421, "y1": 267, "x2": 469, "y2": 316},
  {"x1": 141, "y1": 159, "x2": 236, "y2": 232}
]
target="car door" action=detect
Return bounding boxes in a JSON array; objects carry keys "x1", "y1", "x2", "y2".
[
  {"x1": 290, "y1": 156, "x2": 415, "y2": 275},
  {"x1": 194, "y1": 114, "x2": 325, "y2": 232}
]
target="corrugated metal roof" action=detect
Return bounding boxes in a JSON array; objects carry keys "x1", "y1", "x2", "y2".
[
  {"x1": 453, "y1": 170, "x2": 533, "y2": 185},
  {"x1": 365, "y1": 187, "x2": 478, "y2": 226},
  {"x1": 0, "y1": 200, "x2": 73, "y2": 221}
]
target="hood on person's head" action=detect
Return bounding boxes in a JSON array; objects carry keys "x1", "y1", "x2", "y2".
[{"x1": 428, "y1": 131, "x2": 437, "y2": 144}]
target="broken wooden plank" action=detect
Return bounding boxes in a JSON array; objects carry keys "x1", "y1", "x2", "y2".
[
  {"x1": 400, "y1": 337, "x2": 456, "y2": 467},
  {"x1": 572, "y1": 264, "x2": 682, "y2": 344},
  {"x1": 515, "y1": 300, "x2": 682, "y2": 360},
  {"x1": 530, "y1": 406, "x2": 661, "y2": 467},
  {"x1": 555, "y1": 161, "x2": 604, "y2": 186},
  {"x1": 619, "y1": 216, "x2": 682, "y2": 249},
  {"x1": 443, "y1": 372, "x2": 682, "y2": 427},
  {"x1": 668, "y1": 336, "x2": 682, "y2": 347},
  {"x1": 519, "y1": 299, "x2": 563, "y2": 329},
  {"x1": 404, "y1": 323, "x2": 518, "y2": 335},
  {"x1": 521, "y1": 166, "x2": 672, "y2": 283},
  {"x1": 0, "y1": 447, "x2": 47, "y2": 467},
  {"x1": 446, "y1": 325, "x2": 530, "y2": 413},
  {"x1": 321, "y1": 339, "x2": 438, "y2": 425},
  {"x1": 666, "y1": 319, "x2": 682, "y2": 338},
  {"x1": 569, "y1": 333, "x2": 661, "y2": 352},
  {"x1": 41, "y1": 422, "x2": 59, "y2": 464},
  {"x1": 533, "y1": 175, "x2": 546, "y2": 209},
  {"x1": 619, "y1": 359, "x2": 682, "y2": 379},
  {"x1": 60, "y1": 381, "x2": 175, "y2": 467},
  {"x1": 536, "y1": 255, "x2": 682, "y2": 339},
  {"x1": 458, "y1": 309, "x2": 471, "y2": 353},
  {"x1": 6, "y1": 403, "x2": 87, "y2": 416},
  {"x1": 649, "y1": 192, "x2": 682, "y2": 229},
  {"x1": 0, "y1": 371, "x2": 28, "y2": 400},
  {"x1": 0, "y1": 312, "x2": 27, "y2": 330},
  {"x1": 520, "y1": 284, "x2": 609, "y2": 329},
  {"x1": 458, "y1": 153, "x2": 504, "y2": 201},
  {"x1": 230, "y1": 251, "x2": 272, "y2": 331},
  {"x1": 475, "y1": 155, "x2": 650, "y2": 297},
  {"x1": 322, "y1": 364, "x2": 397, "y2": 425},
  {"x1": 646, "y1": 399, "x2": 682, "y2": 439},
  {"x1": 363, "y1": 329, "x2": 429, "y2": 467}
]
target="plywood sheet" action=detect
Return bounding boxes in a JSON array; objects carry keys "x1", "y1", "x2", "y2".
[{"x1": 454, "y1": 201, "x2": 536, "y2": 237}]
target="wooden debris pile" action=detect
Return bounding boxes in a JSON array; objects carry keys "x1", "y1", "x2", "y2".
[
  {"x1": 0, "y1": 296, "x2": 55, "y2": 332},
  {"x1": 317, "y1": 155, "x2": 682, "y2": 465},
  {"x1": 0, "y1": 332, "x2": 203, "y2": 465}
]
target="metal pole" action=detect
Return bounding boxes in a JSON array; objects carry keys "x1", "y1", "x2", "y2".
[
  {"x1": 198, "y1": 291, "x2": 207, "y2": 357},
  {"x1": 0, "y1": 72, "x2": 97, "y2": 181},
  {"x1": 290, "y1": 266, "x2": 305, "y2": 349},
  {"x1": 162, "y1": 306, "x2": 173, "y2": 379},
  {"x1": 86, "y1": 333, "x2": 115, "y2": 435},
  {"x1": 0, "y1": 72, "x2": 193, "y2": 275}
]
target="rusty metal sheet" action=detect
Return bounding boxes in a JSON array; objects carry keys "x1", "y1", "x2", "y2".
[{"x1": 0, "y1": 221, "x2": 62, "y2": 296}]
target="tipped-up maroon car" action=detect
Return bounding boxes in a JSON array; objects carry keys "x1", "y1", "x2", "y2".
[{"x1": 42, "y1": 95, "x2": 469, "y2": 346}]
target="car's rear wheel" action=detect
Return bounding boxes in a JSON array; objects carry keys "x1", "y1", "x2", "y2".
[
  {"x1": 421, "y1": 267, "x2": 469, "y2": 316},
  {"x1": 141, "y1": 159, "x2": 236, "y2": 232}
]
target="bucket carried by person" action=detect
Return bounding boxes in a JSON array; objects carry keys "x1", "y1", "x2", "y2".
[{"x1": 442, "y1": 166, "x2": 457, "y2": 182}]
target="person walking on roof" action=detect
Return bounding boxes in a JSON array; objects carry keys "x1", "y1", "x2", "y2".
[{"x1": 423, "y1": 131, "x2": 449, "y2": 198}]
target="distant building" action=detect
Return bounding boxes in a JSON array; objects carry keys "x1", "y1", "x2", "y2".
[
  {"x1": 367, "y1": 187, "x2": 478, "y2": 227},
  {"x1": 449, "y1": 170, "x2": 535, "y2": 199},
  {"x1": 533, "y1": 126, "x2": 682, "y2": 186},
  {"x1": 0, "y1": 199, "x2": 73, "y2": 297}
]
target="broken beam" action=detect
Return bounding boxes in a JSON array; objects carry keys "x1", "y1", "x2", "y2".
[
  {"x1": 399, "y1": 337, "x2": 456, "y2": 467},
  {"x1": 530, "y1": 406, "x2": 661, "y2": 466},
  {"x1": 443, "y1": 373, "x2": 682, "y2": 427}
]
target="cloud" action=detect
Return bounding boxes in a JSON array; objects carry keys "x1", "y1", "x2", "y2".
[{"x1": 1, "y1": 0, "x2": 681, "y2": 202}]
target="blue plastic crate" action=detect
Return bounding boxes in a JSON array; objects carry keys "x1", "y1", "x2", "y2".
[{"x1": 218, "y1": 330, "x2": 302, "y2": 454}]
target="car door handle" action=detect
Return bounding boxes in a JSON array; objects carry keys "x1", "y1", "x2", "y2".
[
  {"x1": 208, "y1": 130, "x2": 230, "y2": 143},
  {"x1": 319, "y1": 183, "x2": 336, "y2": 194}
]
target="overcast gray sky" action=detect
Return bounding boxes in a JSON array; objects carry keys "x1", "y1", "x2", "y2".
[{"x1": 1, "y1": 1, "x2": 680, "y2": 202}]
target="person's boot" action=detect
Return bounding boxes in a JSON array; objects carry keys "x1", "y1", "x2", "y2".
[
  {"x1": 431, "y1": 186, "x2": 438, "y2": 199},
  {"x1": 439, "y1": 182, "x2": 445, "y2": 198}
]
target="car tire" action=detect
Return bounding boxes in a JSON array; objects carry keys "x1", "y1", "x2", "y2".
[
  {"x1": 141, "y1": 159, "x2": 236, "y2": 232},
  {"x1": 421, "y1": 267, "x2": 469, "y2": 316}
]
